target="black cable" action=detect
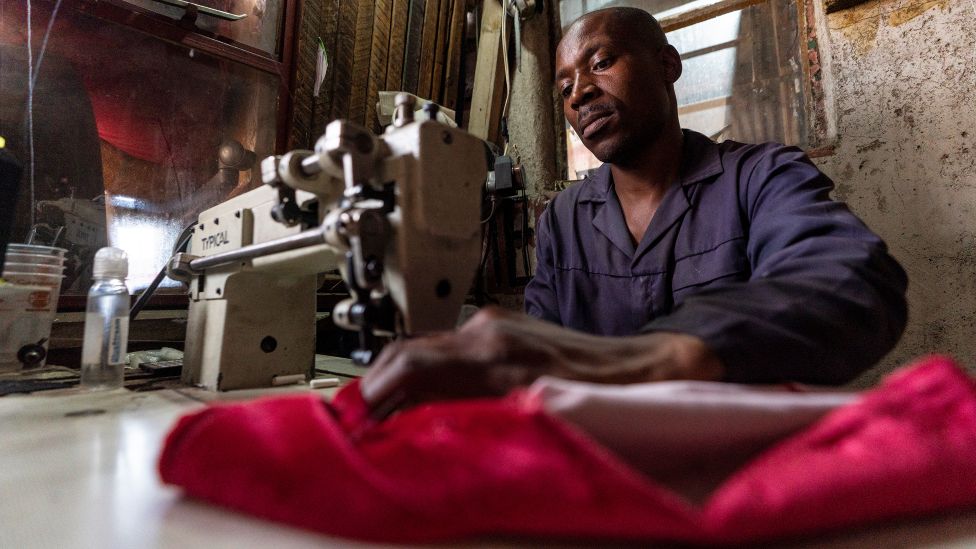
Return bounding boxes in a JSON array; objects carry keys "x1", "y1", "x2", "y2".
[
  {"x1": 129, "y1": 222, "x2": 196, "y2": 321},
  {"x1": 473, "y1": 197, "x2": 500, "y2": 306},
  {"x1": 520, "y1": 191, "x2": 532, "y2": 279}
]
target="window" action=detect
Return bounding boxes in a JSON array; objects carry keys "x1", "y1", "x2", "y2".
[
  {"x1": 559, "y1": 0, "x2": 817, "y2": 178},
  {"x1": 0, "y1": 0, "x2": 297, "y2": 295}
]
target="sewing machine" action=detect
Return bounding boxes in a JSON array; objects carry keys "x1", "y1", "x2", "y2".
[{"x1": 167, "y1": 95, "x2": 489, "y2": 391}]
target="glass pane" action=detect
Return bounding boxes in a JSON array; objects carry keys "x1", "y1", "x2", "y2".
[
  {"x1": 124, "y1": 0, "x2": 284, "y2": 56},
  {"x1": 559, "y1": 0, "x2": 808, "y2": 177},
  {"x1": 1, "y1": 1, "x2": 278, "y2": 293}
]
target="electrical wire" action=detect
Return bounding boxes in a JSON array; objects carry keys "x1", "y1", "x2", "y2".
[
  {"x1": 30, "y1": 0, "x2": 63, "y2": 90},
  {"x1": 500, "y1": 0, "x2": 513, "y2": 155},
  {"x1": 26, "y1": 0, "x2": 35, "y2": 227},
  {"x1": 480, "y1": 196, "x2": 498, "y2": 224},
  {"x1": 520, "y1": 191, "x2": 532, "y2": 278},
  {"x1": 129, "y1": 222, "x2": 196, "y2": 321}
]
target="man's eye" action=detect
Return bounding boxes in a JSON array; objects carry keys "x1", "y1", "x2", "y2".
[
  {"x1": 561, "y1": 85, "x2": 572, "y2": 98},
  {"x1": 594, "y1": 58, "x2": 611, "y2": 70}
]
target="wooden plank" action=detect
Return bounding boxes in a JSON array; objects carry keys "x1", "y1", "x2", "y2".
[
  {"x1": 416, "y1": 0, "x2": 442, "y2": 99},
  {"x1": 429, "y1": 0, "x2": 453, "y2": 102},
  {"x1": 348, "y1": 0, "x2": 376, "y2": 125},
  {"x1": 333, "y1": 0, "x2": 362, "y2": 120},
  {"x1": 287, "y1": 14, "x2": 316, "y2": 149},
  {"x1": 442, "y1": 0, "x2": 466, "y2": 110},
  {"x1": 401, "y1": 0, "x2": 426, "y2": 94},
  {"x1": 367, "y1": 0, "x2": 394, "y2": 132},
  {"x1": 468, "y1": 0, "x2": 505, "y2": 142},
  {"x1": 659, "y1": 0, "x2": 765, "y2": 32},
  {"x1": 385, "y1": 0, "x2": 410, "y2": 94}
]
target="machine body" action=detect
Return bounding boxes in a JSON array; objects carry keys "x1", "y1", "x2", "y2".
[{"x1": 169, "y1": 99, "x2": 488, "y2": 390}]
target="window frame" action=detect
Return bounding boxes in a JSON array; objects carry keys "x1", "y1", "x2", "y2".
[{"x1": 660, "y1": 0, "x2": 832, "y2": 152}]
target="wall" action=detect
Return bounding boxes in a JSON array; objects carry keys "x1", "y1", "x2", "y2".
[{"x1": 813, "y1": 0, "x2": 976, "y2": 383}]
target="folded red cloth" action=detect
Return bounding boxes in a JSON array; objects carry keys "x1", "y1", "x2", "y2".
[{"x1": 159, "y1": 356, "x2": 976, "y2": 544}]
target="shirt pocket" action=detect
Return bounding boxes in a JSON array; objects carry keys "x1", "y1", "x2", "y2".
[{"x1": 671, "y1": 237, "x2": 750, "y2": 303}]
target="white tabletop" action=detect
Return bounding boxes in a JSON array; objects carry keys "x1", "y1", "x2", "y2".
[{"x1": 2, "y1": 379, "x2": 976, "y2": 549}]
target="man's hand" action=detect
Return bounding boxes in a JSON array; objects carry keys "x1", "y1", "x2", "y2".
[{"x1": 360, "y1": 307, "x2": 724, "y2": 417}]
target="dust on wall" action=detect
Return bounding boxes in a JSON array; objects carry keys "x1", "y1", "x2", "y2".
[{"x1": 814, "y1": 0, "x2": 976, "y2": 383}]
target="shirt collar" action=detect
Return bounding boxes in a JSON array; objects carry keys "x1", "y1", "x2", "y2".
[{"x1": 576, "y1": 129, "x2": 724, "y2": 203}]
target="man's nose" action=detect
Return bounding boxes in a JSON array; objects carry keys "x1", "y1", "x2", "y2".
[{"x1": 569, "y1": 77, "x2": 597, "y2": 111}]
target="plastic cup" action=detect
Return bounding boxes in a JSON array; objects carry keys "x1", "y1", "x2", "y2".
[
  {"x1": 2, "y1": 262, "x2": 65, "y2": 276},
  {"x1": 0, "y1": 283, "x2": 55, "y2": 372},
  {"x1": 5, "y1": 244, "x2": 66, "y2": 257},
  {"x1": 0, "y1": 245, "x2": 67, "y2": 371},
  {"x1": 3, "y1": 252, "x2": 66, "y2": 266},
  {"x1": 1, "y1": 272, "x2": 64, "y2": 291}
]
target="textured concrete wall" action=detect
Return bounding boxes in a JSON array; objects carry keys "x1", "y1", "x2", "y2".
[
  {"x1": 813, "y1": 0, "x2": 976, "y2": 383},
  {"x1": 507, "y1": 12, "x2": 560, "y2": 199},
  {"x1": 496, "y1": 7, "x2": 561, "y2": 312}
]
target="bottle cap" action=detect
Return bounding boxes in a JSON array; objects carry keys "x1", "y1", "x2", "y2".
[{"x1": 93, "y1": 247, "x2": 128, "y2": 279}]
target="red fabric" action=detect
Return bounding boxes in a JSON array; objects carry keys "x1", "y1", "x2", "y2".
[{"x1": 159, "y1": 356, "x2": 976, "y2": 544}]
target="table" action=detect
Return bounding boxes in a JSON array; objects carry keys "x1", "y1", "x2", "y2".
[{"x1": 3, "y1": 359, "x2": 976, "y2": 549}]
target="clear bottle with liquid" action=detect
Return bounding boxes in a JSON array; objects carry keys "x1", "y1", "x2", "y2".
[{"x1": 80, "y1": 247, "x2": 130, "y2": 390}]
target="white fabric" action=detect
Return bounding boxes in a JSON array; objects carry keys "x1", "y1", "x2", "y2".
[{"x1": 527, "y1": 377, "x2": 859, "y2": 500}]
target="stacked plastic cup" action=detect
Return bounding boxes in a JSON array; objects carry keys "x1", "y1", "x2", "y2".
[{"x1": 0, "y1": 244, "x2": 67, "y2": 371}]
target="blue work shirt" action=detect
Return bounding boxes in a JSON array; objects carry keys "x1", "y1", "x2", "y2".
[{"x1": 525, "y1": 130, "x2": 907, "y2": 384}]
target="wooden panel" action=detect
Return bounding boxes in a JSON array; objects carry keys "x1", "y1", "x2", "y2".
[
  {"x1": 385, "y1": 0, "x2": 410, "y2": 94},
  {"x1": 348, "y1": 0, "x2": 376, "y2": 125},
  {"x1": 314, "y1": 0, "x2": 341, "y2": 131},
  {"x1": 401, "y1": 0, "x2": 426, "y2": 94},
  {"x1": 288, "y1": 0, "x2": 322, "y2": 149},
  {"x1": 468, "y1": 0, "x2": 505, "y2": 142},
  {"x1": 442, "y1": 0, "x2": 466, "y2": 110},
  {"x1": 367, "y1": 0, "x2": 394, "y2": 132},
  {"x1": 416, "y1": 0, "x2": 441, "y2": 99},
  {"x1": 333, "y1": 0, "x2": 362, "y2": 120},
  {"x1": 429, "y1": 0, "x2": 452, "y2": 101}
]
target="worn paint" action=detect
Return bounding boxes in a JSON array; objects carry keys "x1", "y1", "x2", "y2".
[
  {"x1": 816, "y1": 0, "x2": 976, "y2": 384},
  {"x1": 887, "y1": 0, "x2": 949, "y2": 26},
  {"x1": 826, "y1": 0, "x2": 881, "y2": 54}
]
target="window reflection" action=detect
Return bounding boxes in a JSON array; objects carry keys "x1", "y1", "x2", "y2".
[{"x1": 1, "y1": 1, "x2": 278, "y2": 292}]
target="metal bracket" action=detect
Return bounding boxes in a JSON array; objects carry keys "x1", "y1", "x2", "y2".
[{"x1": 151, "y1": 0, "x2": 247, "y2": 22}]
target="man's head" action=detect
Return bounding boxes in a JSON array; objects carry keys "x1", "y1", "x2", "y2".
[{"x1": 555, "y1": 8, "x2": 682, "y2": 165}]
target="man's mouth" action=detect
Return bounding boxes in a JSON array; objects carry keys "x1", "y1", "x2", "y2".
[{"x1": 580, "y1": 112, "x2": 613, "y2": 139}]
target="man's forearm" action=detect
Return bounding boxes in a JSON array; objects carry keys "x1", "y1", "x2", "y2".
[{"x1": 547, "y1": 330, "x2": 725, "y2": 384}]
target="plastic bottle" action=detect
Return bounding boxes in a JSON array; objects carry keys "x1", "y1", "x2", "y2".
[{"x1": 80, "y1": 247, "x2": 130, "y2": 390}]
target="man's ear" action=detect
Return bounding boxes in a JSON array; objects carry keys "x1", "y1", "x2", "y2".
[{"x1": 660, "y1": 45, "x2": 683, "y2": 83}]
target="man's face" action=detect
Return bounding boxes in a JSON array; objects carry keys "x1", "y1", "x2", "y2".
[{"x1": 555, "y1": 14, "x2": 679, "y2": 164}]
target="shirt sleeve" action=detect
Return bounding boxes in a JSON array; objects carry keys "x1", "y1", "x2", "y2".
[
  {"x1": 643, "y1": 145, "x2": 908, "y2": 385},
  {"x1": 524, "y1": 205, "x2": 562, "y2": 323}
]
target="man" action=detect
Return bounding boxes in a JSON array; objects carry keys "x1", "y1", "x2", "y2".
[{"x1": 361, "y1": 8, "x2": 907, "y2": 414}]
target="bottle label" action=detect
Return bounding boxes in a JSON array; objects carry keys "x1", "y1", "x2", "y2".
[
  {"x1": 81, "y1": 314, "x2": 129, "y2": 366},
  {"x1": 107, "y1": 316, "x2": 129, "y2": 365}
]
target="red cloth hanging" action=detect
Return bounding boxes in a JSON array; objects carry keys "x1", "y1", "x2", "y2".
[{"x1": 158, "y1": 355, "x2": 976, "y2": 544}]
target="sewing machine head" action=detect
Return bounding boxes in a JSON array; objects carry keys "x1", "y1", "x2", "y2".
[{"x1": 169, "y1": 94, "x2": 489, "y2": 390}]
